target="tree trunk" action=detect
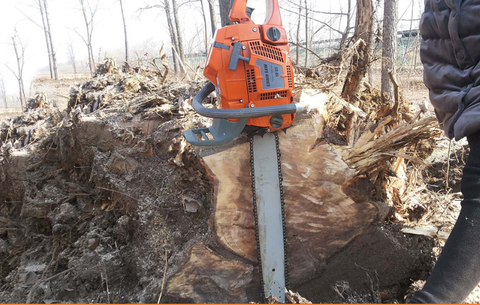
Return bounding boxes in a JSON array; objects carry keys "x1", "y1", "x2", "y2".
[
  {"x1": 37, "y1": 0, "x2": 54, "y2": 79},
  {"x1": 79, "y1": 0, "x2": 95, "y2": 76},
  {"x1": 295, "y1": 5, "x2": 302, "y2": 65},
  {"x1": 207, "y1": 0, "x2": 218, "y2": 36},
  {"x1": 200, "y1": 0, "x2": 209, "y2": 54},
  {"x1": 11, "y1": 35, "x2": 26, "y2": 111},
  {"x1": 171, "y1": 0, "x2": 186, "y2": 73},
  {"x1": 119, "y1": 0, "x2": 129, "y2": 63},
  {"x1": 42, "y1": 0, "x2": 58, "y2": 80},
  {"x1": 0, "y1": 78, "x2": 7, "y2": 108},
  {"x1": 67, "y1": 42, "x2": 78, "y2": 75},
  {"x1": 381, "y1": 0, "x2": 397, "y2": 102},
  {"x1": 218, "y1": 0, "x2": 230, "y2": 27},
  {"x1": 340, "y1": 0, "x2": 352, "y2": 49},
  {"x1": 162, "y1": 118, "x2": 428, "y2": 303},
  {"x1": 341, "y1": 0, "x2": 374, "y2": 100},
  {"x1": 304, "y1": 0, "x2": 309, "y2": 67},
  {"x1": 167, "y1": 120, "x2": 379, "y2": 301},
  {"x1": 367, "y1": 15, "x2": 377, "y2": 85},
  {"x1": 163, "y1": 0, "x2": 179, "y2": 73}
]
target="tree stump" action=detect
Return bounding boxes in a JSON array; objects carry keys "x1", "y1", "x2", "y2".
[{"x1": 166, "y1": 119, "x2": 381, "y2": 302}]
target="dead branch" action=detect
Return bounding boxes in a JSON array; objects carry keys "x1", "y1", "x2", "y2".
[{"x1": 157, "y1": 249, "x2": 169, "y2": 303}]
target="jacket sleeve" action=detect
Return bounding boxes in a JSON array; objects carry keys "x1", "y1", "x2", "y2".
[{"x1": 420, "y1": 0, "x2": 474, "y2": 140}]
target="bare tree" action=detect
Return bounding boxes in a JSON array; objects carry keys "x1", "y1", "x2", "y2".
[
  {"x1": 5, "y1": 31, "x2": 27, "y2": 111},
  {"x1": 283, "y1": 1, "x2": 349, "y2": 40},
  {"x1": 398, "y1": 0, "x2": 415, "y2": 71},
  {"x1": 295, "y1": 4, "x2": 302, "y2": 65},
  {"x1": 138, "y1": 1, "x2": 179, "y2": 73},
  {"x1": 119, "y1": 0, "x2": 129, "y2": 63},
  {"x1": 67, "y1": 40, "x2": 78, "y2": 75},
  {"x1": 36, "y1": 0, "x2": 54, "y2": 79},
  {"x1": 163, "y1": 0, "x2": 180, "y2": 73},
  {"x1": 218, "y1": 0, "x2": 230, "y2": 27},
  {"x1": 18, "y1": 0, "x2": 58, "y2": 80},
  {"x1": 42, "y1": 0, "x2": 58, "y2": 80},
  {"x1": 339, "y1": 0, "x2": 353, "y2": 48},
  {"x1": 171, "y1": 0, "x2": 186, "y2": 67},
  {"x1": 304, "y1": 0, "x2": 309, "y2": 66},
  {"x1": 207, "y1": 0, "x2": 217, "y2": 36},
  {"x1": 200, "y1": 0, "x2": 209, "y2": 54},
  {"x1": 77, "y1": 0, "x2": 98, "y2": 76},
  {"x1": 381, "y1": 0, "x2": 397, "y2": 101},
  {"x1": 0, "y1": 73, "x2": 7, "y2": 108},
  {"x1": 341, "y1": 0, "x2": 374, "y2": 99}
]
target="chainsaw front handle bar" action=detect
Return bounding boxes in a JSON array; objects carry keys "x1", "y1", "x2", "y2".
[{"x1": 192, "y1": 82, "x2": 302, "y2": 119}]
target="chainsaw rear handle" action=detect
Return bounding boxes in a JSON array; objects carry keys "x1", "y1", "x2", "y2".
[
  {"x1": 192, "y1": 82, "x2": 301, "y2": 119},
  {"x1": 229, "y1": 0, "x2": 282, "y2": 26}
]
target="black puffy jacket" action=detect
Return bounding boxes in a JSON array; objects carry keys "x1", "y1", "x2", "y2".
[{"x1": 420, "y1": 0, "x2": 480, "y2": 140}]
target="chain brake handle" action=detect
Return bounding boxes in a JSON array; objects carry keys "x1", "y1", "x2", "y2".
[{"x1": 229, "y1": 0, "x2": 282, "y2": 26}]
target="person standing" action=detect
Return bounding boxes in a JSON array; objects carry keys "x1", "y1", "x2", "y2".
[{"x1": 410, "y1": 0, "x2": 480, "y2": 303}]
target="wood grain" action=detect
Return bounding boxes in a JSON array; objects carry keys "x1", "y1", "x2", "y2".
[
  {"x1": 203, "y1": 120, "x2": 379, "y2": 284},
  {"x1": 166, "y1": 243, "x2": 255, "y2": 303}
]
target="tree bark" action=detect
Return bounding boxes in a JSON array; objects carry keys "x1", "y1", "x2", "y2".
[
  {"x1": 304, "y1": 0, "x2": 309, "y2": 67},
  {"x1": 381, "y1": 0, "x2": 397, "y2": 102},
  {"x1": 79, "y1": 0, "x2": 96, "y2": 76},
  {"x1": 119, "y1": 0, "x2": 129, "y2": 63},
  {"x1": 165, "y1": 119, "x2": 380, "y2": 303},
  {"x1": 218, "y1": 0, "x2": 230, "y2": 27},
  {"x1": 200, "y1": 0, "x2": 209, "y2": 54},
  {"x1": 0, "y1": 78, "x2": 7, "y2": 108},
  {"x1": 171, "y1": 0, "x2": 186, "y2": 73},
  {"x1": 11, "y1": 35, "x2": 26, "y2": 111},
  {"x1": 340, "y1": 0, "x2": 352, "y2": 48},
  {"x1": 295, "y1": 5, "x2": 302, "y2": 65},
  {"x1": 341, "y1": 0, "x2": 374, "y2": 100},
  {"x1": 207, "y1": 0, "x2": 218, "y2": 36},
  {"x1": 163, "y1": 0, "x2": 179, "y2": 73},
  {"x1": 42, "y1": 0, "x2": 58, "y2": 80},
  {"x1": 37, "y1": 0, "x2": 54, "y2": 79},
  {"x1": 67, "y1": 42, "x2": 78, "y2": 75}
]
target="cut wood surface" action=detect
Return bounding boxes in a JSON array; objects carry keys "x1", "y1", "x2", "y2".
[
  {"x1": 202, "y1": 119, "x2": 379, "y2": 284},
  {"x1": 166, "y1": 244, "x2": 255, "y2": 303}
]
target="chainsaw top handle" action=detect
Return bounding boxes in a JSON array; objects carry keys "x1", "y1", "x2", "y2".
[{"x1": 229, "y1": 0, "x2": 282, "y2": 26}]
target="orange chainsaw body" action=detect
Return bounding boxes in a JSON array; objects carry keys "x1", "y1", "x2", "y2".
[{"x1": 203, "y1": 0, "x2": 295, "y2": 131}]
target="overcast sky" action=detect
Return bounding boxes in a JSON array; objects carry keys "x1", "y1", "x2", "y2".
[{"x1": 0, "y1": 0, "x2": 423, "y2": 104}]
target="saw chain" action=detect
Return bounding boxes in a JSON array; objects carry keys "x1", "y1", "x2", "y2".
[{"x1": 249, "y1": 132, "x2": 288, "y2": 302}]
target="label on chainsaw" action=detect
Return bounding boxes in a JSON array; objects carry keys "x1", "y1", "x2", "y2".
[{"x1": 256, "y1": 59, "x2": 284, "y2": 90}]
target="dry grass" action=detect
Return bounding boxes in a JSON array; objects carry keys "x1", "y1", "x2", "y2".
[{"x1": 0, "y1": 108, "x2": 22, "y2": 121}]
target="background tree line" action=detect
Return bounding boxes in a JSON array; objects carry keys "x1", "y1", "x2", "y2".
[{"x1": 1, "y1": 0, "x2": 417, "y2": 110}]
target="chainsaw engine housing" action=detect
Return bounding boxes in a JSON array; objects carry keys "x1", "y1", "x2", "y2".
[{"x1": 204, "y1": 18, "x2": 295, "y2": 131}]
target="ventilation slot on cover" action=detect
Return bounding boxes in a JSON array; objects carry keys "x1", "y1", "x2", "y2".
[
  {"x1": 260, "y1": 91, "x2": 288, "y2": 101},
  {"x1": 246, "y1": 69, "x2": 257, "y2": 93},
  {"x1": 286, "y1": 65, "x2": 293, "y2": 88},
  {"x1": 249, "y1": 41, "x2": 284, "y2": 63}
]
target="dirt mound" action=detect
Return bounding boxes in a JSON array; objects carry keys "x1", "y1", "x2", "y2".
[
  {"x1": 0, "y1": 67, "x2": 213, "y2": 303},
  {"x1": 0, "y1": 62, "x2": 469, "y2": 303}
]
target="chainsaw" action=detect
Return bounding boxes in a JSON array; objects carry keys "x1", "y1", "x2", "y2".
[{"x1": 184, "y1": 0, "x2": 300, "y2": 302}]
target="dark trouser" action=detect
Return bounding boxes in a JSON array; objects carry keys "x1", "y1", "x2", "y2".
[{"x1": 409, "y1": 132, "x2": 480, "y2": 303}]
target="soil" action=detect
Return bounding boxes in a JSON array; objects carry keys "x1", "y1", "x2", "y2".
[
  {"x1": 0, "y1": 64, "x2": 473, "y2": 303},
  {"x1": 0, "y1": 120, "x2": 213, "y2": 303},
  {"x1": 0, "y1": 68, "x2": 213, "y2": 303},
  {"x1": 296, "y1": 224, "x2": 435, "y2": 303}
]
